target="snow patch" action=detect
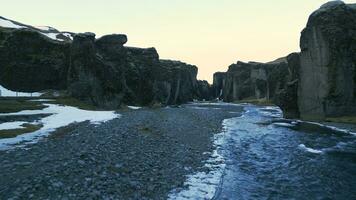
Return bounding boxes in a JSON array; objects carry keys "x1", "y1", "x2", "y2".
[
  {"x1": 128, "y1": 106, "x2": 142, "y2": 110},
  {"x1": 39, "y1": 32, "x2": 64, "y2": 41},
  {"x1": 0, "y1": 18, "x2": 26, "y2": 29},
  {"x1": 298, "y1": 144, "x2": 323, "y2": 154},
  {"x1": 0, "y1": 121, "x2": 28, "y2": 130},
  {"x1": 0, "y1": 104, "x2": 120, "y2": 150},
  {"x1": 62, "y1": 33, "x2": 73, "y2": 40},
  {"x1": 0, "y1": 85, "x2": 42, "y2": 97},
  {"x1": 29, "y1": 99, "x2": 55, "y2": 102},
  {"x1": 168, "y1": 118, "x2": 234, "y2": 199},
  {"x1": 35, "y1": 26, "x2": 55, "y2": 31}
]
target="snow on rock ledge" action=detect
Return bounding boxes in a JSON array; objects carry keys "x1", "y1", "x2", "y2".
[{"x1": 0, "y1": 17, "x2": 26, "y2": 29}]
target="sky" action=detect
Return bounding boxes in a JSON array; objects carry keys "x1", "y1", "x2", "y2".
[{"x1": 1, "y1": 0, "x2": 355, "y2": 82}]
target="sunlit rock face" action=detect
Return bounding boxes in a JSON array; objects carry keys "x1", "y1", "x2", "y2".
[{"x1": 298, "y1": 1, "x2": 356, "y2": 120}]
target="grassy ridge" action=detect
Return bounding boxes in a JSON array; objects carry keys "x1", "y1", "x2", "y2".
[{"x1": 0, "y1": 99, "x2": 47, "y2": 113}]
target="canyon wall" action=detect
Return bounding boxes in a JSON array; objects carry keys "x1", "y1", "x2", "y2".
[
  {"x1": 0, "y1": 17, "x2": 208, "y2": 108},
  {"x1": 215, "y1": 1, "x2": 356, "y2": 120},
  {"x1": 214, "y1": 59, "x2": 289, "y2": 103},
  {"x1": 298, "y1": 1, "x2": 356, "y2": 120}
]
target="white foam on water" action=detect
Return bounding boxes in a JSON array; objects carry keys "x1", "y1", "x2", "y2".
[
  {"x1": 298, "y1": 144, "x2": 323, "y2": 154},
  {"x1": 273, "y1": 122, "x2": 295, "y2": 128}
]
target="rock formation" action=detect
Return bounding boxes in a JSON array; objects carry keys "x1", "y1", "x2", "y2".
[
  {"x1": 214, "y1": 1, "x2": 356, "y2": 121},
  {"x1": 274, "y1": 53, "x2": 300, "y2": 118},
  {"x1": 215, "y1": 58, "x2": 289, "y2": 103},
  {"x1": 298, "y1": 1, "x2": 356, "y2": 120},
  {"x1": 212, "y1": 72, "x2": 226, "y2": 99},
  {"x1": 0, "y1": 17, "x2": 208, "y2": 108}
]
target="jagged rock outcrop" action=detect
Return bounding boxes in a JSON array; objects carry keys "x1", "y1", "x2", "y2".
[
  {"x1": 154, "y1": 60, "x2": 202, "y2": 104},
  {"x1": 196, "y1": 80, "x2": 213, "y2": 101},
  {"x1": 0, "y1": 17, "x2": 206, "y2": 107},
  {"x1": 0, "y1": 27, "x2": 70, "y2": 92},
  {"x1": 298, "y1": 1, "x2": 356, "y2": 120},
  {"x1": 274, "y1": 53, "x2": 300, "y2": 118},
  {"x1": 218, "y1": 59, "x2": 289, "y2": 102}
]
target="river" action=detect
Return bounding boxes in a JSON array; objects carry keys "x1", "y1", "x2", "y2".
[{"x1": 171, "y1": 103, "x2": 356, "y2": 200}]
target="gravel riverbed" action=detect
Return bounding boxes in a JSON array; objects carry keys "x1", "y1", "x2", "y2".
[{"x1": 0, "y1": 103, "x2": 242, "y2": 199}]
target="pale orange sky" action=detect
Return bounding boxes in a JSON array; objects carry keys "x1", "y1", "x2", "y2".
[{"x1": 1, "y1": 0, "x2": 355, "y2": 82}]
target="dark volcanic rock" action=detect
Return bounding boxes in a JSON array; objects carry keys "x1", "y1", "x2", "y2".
[
  {"x1": 0, "y1": 18, "x2": 206, "y2": 107},
  {"x1": 196, "y1": 80, "x2": 213, "y2": 101},
  {"x1": 212, "y1": 72, "x2": 226, "y2": 99},
  {"x1": 298, "y1": 1, "x2": 356, "y2": 120},
  {"x1": 96, "y1": 34, "x2": 128, "y2": 48},
  {"x1": 67, "y1": 32, "x2": 126, "y2": 108},
  {"x1": 154, "y1": 60, "x2": 199, "y2": 105},
  {"x1": 274, "y1": 53, "x2": 300, "y2": 119},
  {"x1": 219, "y1": 59, "x2": 289, "y2": 102},
  {"x1": 0, "y1": 28, "x2": 70, "y2": 92}
]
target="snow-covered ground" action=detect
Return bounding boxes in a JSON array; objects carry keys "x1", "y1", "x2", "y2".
[
  {"x1": 0, "y1": 85, "x2": 42, "y2": 97},
  {"x1": 0, "y1": 121, "x2": 28, "y2": 130},
  {"x1": 0, "y1": 18, "x2": 26, "y2": 29},
  {"x1": 0, "y1": 103, "x2": 120, "y2": 150},
  {"x1": 39, "y1": 32, "x2": 64, "y2": 41}
]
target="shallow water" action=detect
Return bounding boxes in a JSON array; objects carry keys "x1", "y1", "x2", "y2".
[{"x1": 215, "y1": 105, "x2": 356, "y2": 200}]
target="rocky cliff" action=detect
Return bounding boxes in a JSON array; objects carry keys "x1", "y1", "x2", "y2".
[
  {"x1": 0, "y1": 17, "x2": 207, "y2": 108},
  {"x1": 215, "y1": 58, "x2": 289, "y2": 103},
  {"x1": 298, "y1": 1, "x2": 356, "y2": 120},
  {"x1": 215, "y1": 1, "x2": 356, "y2": 120}
]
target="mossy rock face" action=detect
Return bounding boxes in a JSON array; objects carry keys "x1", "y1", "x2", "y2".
[
  {"x1": 220, "y1": 59, "x2": 289, "y2": 103},
  {"x1": 299, "y1": 2, "x2": 356, "y2": 119},
  {"x1": 0, "y1": 29, "x2": 70, "y2": 92},
  {"x1": 0, "y1": 27, "x2": 204, "y2": 109}
]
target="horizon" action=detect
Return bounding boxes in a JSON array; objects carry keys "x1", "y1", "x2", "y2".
[{"x1": 1, "y1": 0, "x2": 355, "y2": 82}]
